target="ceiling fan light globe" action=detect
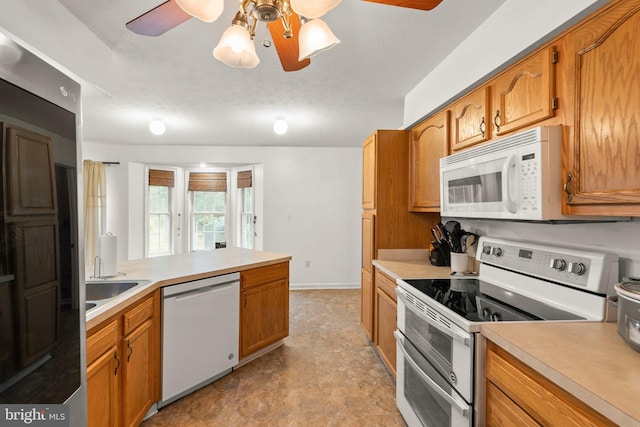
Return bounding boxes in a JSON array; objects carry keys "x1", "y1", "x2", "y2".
[
  {"x1": 298, "y1": 19, "x2": 340, "y2": 60},
  {"x1": 290, "y1": 0, "x2": 341, "y2": 19},
  {"x1": 213, "y1": 25, "x2": 260, "y2": 68},
  {"x1": 176, "y1": 0, "x2": 224, "y2": 22}
]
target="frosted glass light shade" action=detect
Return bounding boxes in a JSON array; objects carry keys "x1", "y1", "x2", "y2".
[
  {"x1": 176, "y1": 0, "x2": 224, "y2": 22},
  {"x1": 298, "y1": 19, "x2": 340, "y2": 60},
  {"x1": 273, "y1": 119, "x2": 288, "y2": 135},
  {"x1": 290, "y1": 0, "x2": 341, "y2": 19},
  {"x1": 213, "y1": 25, "x2": 260, "y2": 69},
  {"x1": 149, "y1": 120, "x2": 166, "y2": 135}
]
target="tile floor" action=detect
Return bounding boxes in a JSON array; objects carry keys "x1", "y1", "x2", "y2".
[{"x1": 142, "y1": 289, "x2": 406, "y2": 426}]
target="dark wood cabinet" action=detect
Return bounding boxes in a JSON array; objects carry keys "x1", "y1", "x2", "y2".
[
  {"x1": 0, "y1": 279, "x2": 16, "y2": 382},
  {"x1": 2, "y1": 124, "x2": 57, "y2": 219}
]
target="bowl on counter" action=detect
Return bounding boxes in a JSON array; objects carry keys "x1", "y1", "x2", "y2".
[{"x1": 614, "y1": 279, "x2": 640, "y2": 352}]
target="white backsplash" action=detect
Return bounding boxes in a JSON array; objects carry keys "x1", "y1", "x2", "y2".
[{"x1": 450, "y1": 217, "x2": 640, "y2": 280}]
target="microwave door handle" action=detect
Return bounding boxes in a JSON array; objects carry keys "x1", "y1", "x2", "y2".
[
  {"x1": 502, "y1": 154, "x2": 517, "y2": 213},
  {"x1": 395, "y1": 331, "x2": 470, "y2": 418},
  {"x1": 396, "y1": 287, "x2": 471, "y2": 347}
]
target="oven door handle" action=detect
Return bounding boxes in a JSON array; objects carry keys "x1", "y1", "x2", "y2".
[
  {"x1": 395, "y1": 331, "x2": 470, "y2": 418},
  {"x1": 396, "y1": 287, "x2": 471, "y2": 347}
]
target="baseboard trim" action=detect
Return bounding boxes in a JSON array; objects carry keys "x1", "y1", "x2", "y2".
[{"x1": 290, "y1": 283, "x2": 360, "y2": 290}]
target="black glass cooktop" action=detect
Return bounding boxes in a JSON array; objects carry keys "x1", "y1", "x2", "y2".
[{"x1": 401, "y1": 277, "x2": 583, "y2": 323}]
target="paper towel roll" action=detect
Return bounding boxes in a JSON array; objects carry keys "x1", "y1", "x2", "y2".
[{"x1": 99, "y1": 233, "x2": 118, "y2": 277}]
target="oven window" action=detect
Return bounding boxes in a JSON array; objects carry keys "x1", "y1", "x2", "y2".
[
  {"x1": 406, "y1": 309, "x2": 453, "y2": 370},
  {"x1": 405, "y1": 360, "x2": 452, "y2": 426}
]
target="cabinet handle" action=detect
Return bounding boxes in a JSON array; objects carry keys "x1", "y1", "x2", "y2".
[
  {"x1": 127, "y1": 340, "x2": 133, "y2": 362},
  {"x1": 479, "y1": 116, "x2": 486, "y2": 138},
  {"x1": 563, "y1": 172, "x2": 574, "y2": 202},
  {"x1": 114, "y1": 351, "x2": 120, "y2": 375},
  {"x1": 493, "y1": 110, "x2": 501, "y2": 133}
]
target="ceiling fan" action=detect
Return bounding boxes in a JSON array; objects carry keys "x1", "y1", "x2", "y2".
[{"x1": 126, "y1": 0, "x2": 443, "y2": 72}]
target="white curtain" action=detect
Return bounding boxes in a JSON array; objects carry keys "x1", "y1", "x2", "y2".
[{"x1": 83, "y1": 160, "x2": 106, "y2": 270}]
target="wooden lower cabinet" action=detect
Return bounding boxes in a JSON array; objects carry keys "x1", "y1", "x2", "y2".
[
  {"x1": 485, "y1": 341, "x2": 616, "y2": 427},
  {"x1": 87, "y1": 291, "x2": 160, "y2": 427},
  {"x1": 239, "y1": 262, "x2": 290, "y2": 359},
  {"x1": 374, "y1": 268, "x2": 397, "y2": 377}
]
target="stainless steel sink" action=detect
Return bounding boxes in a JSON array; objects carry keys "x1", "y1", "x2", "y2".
[
  {"x1": 86, "y1": 302, "x2": 97, "y2": 310},
  {"x1": 85, "y1": 280, "x2": 149, "y2": 301}
]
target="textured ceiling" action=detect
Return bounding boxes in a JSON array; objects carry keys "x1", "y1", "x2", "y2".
[{"x1": 57, "y1": 0, "x2": 505, "y2": 147}]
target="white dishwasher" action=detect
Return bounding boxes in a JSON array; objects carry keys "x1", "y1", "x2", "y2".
[{"x1": 160, "y1": 272, "x2": 239, "y2": 407}]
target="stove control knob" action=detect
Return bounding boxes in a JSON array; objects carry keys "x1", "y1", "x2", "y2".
[
  {"x1": 549, "y1": 258, "x2": 566, "y2": 271},
  {"x1": 481, "y1": 308, "x2": 492, "y2": 318},
  {"x1": 490, "y1": 247, "x2": 503, "y2": 257},
  {"x1": 482, "y1": 245, "x2": 492, "y2": 255},
  {"x1": 568, "y1": 262, "x2": 586, "y2": 275},
  {"x1": 490, "y1": 312, "x2": 502, "y2": 322}
]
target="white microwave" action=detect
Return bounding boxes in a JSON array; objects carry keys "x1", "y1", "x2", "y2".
[{"x1": 440, "y1": 125, "x2": 570, "y2": 220}]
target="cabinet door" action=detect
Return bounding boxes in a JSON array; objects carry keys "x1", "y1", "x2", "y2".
[
  {"x1": 410, "y1": 110, "x2": 449, "y2": 211},
  {"x1": 361, "y1": 214, "x2": 374, "y2": 273},
  {"x1": 87, "y1": 320, "x2": 120, "y2": 427},
  {"x1": 562, "y1": 0, "x2": 640, "y2": 215},
  {"x1": 492, "y1": 47, "x2": 557, "y2": 136},
  {"x1": 3, "y1": 124, "x2": 57, "y2": 218},
  {"x1": 486, "y1": 382, "x2": 539, "y2": 427},
  {"x1": 374, "y1": 270, "x2": 397, "y2": 377},
  {"x1": 0, "y1": 281, "x2": 16, "y2": 382},
  {"x1": 10, "y1": 219, "x2": 59, "y2": 367},
  {"x1": 362, "y1": 133, "x2": 376, "y2": 210},
  {"x1": 240, "y1": 278, "x2": 289, "y2": 358},
  {"x1": 451, "y1": 86, "x2": 490, "y2": 151},
  {"x1": 360, "y1": 268, "x2": 374, "y2": 341},
  {"x1": 122, "y1": 320, "x2": 154, "y2": 427},
  {"x1": 87, "y1": 347, "x2": 121, "y2": 427}
]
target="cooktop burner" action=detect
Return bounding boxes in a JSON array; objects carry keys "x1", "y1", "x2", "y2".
[{"x1": 401, "y1": 277, "x2": 584, "y2": 323}]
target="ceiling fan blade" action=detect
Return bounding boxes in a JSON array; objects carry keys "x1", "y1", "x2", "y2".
[
  {"x1": 362, "y1": 0, "x2": 443, "y2": 11},
  {"x1": 267, "y1": 12, "x2": 311, "y2": 72},
  {"x1": 126, "y1": 0, "x2": 192, "y2": 37}
]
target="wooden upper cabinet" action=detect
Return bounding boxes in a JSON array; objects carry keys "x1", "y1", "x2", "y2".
[
  {"x1": 491, "y1": 47, "x2": 557, "y2": 137},
  {"x1": 451, "y1": 86, "x2": 490, "y2": 151},
  {"x1": 410, "y1": 110, "x2": 449, "y2": 211},
  {"x1": 562, "y1": 0, "x2": 640, "y2": 215},
  {"x1": 362, "y1": 133, "x2": 376, "y2": 210},
  {"x1": 2, "y1": 124, "x2": 57, "y2": 218}
]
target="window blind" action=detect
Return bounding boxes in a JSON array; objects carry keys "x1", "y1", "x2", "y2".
[
  {"x1": 149, "y1": 169, "x2": 175, "y2": 187},
  {"x1": 237, "y1": 170, "x2": 252, "y2": 188},
  {"x1": 188, "y1": 172, "x2": 227, "y2": 192}
]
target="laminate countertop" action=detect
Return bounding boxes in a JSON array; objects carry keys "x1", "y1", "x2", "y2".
[
  {"x1": 482, "y1": 322, "x2": 640, "y2": 426},
  {"x1": 86, "y1": 248, "x2": 291, "y2": 330}
]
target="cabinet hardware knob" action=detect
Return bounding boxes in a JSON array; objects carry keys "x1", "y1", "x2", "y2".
[{"x1": 493, "y1": 110, "x2": 501, "y2": 133}]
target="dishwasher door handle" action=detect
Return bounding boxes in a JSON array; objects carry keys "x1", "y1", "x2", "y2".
[{"x1": 172, "y1": 282, "x2": 237, "y2": 302}]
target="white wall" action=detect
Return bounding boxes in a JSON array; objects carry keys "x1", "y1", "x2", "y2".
[
  {"x1": 404, "y1": 0, "x2": 607, "y2": 127},
  {"x1": 83, "y1": 142, "x2": 362, "y2": 288},
  {"x1": 404, "y1": 0, "x2": 640, "y2": 278}
]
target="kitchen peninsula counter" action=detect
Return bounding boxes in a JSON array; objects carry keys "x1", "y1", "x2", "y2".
[
  {"x1": 86, "y1": 248, "x2": 291, "y2": 330},
  {"x1": 481, "y1": 322, "x2": 640, "y2": 426}
]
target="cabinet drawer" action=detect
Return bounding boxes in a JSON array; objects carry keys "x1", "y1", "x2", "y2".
[
  {"x1": 123, "y1": 296, "x2": 154, "y2": 335},
  {"x1": 486, "y1": 341, "x2": 615, "y2": 426},
  {"x1": 241, "y1": 262, "x2": 289, "y2": 291},
  {"x1": 87, "y1": 319, "x2": 118, "y2": 366},
  {"x1": 486, "y1": 381, "x2": 539, "y2": 426},
  {"x1": 374, "y1": 268, "x2": 396, "y2": 302}
]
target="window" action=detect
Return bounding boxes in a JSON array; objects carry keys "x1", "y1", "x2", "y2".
[
  {"x1": 147, "y1": 169, "x2": 175, "y2": 257},
  {"x1": 237, "y1": 170, "x2": 254, "y2": 249},
  {"x1": 189, "y1": 172, "x2": 227, "y2": 251}
]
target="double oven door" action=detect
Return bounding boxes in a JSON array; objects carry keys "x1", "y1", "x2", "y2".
[{"x1": 395, "y1": 286, "x2": 474, "y2": 427}]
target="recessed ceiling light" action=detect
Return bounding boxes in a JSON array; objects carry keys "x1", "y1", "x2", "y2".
[
  {"x1": 149, "y1": 119, "x2": 166, "y2": 135},
  {"x1": 273, "y1": 119, "x2": 288, "y2": 135}
]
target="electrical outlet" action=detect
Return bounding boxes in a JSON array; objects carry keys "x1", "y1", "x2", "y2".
[{"x1": 305, "y1": 260, "x2": 311, "y2": 268}]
